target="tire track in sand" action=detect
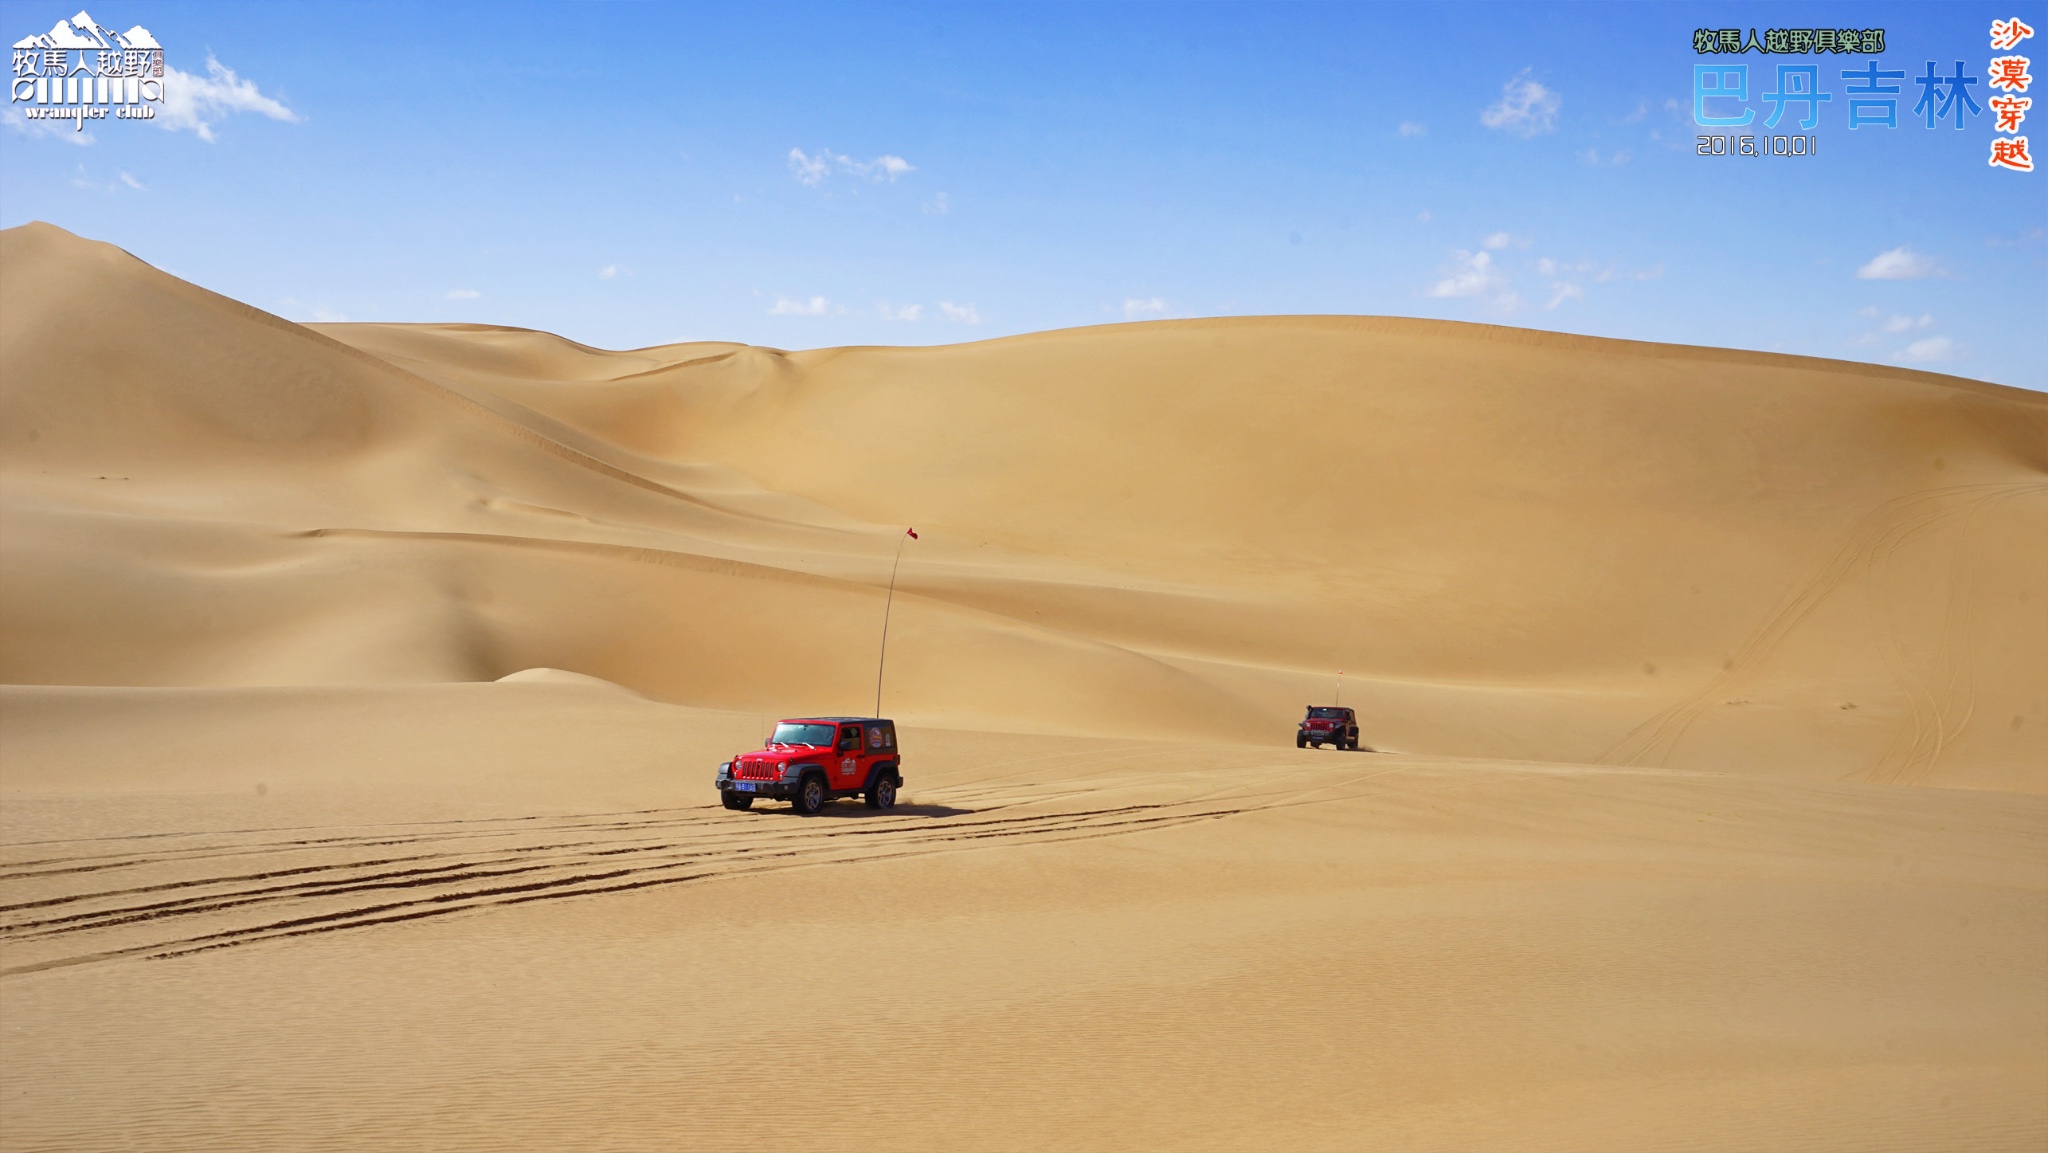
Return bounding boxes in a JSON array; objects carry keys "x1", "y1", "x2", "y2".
[
  {"x1": 1598, "y1": 483, "x2": 2044, "y2": 770},
  {"x1": 0, "y1": 791, "x2": 1254, "y2": 977}
]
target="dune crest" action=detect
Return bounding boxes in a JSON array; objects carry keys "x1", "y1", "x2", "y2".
[{"x1": 3, "y1": 220, "x2": 2043, "y2": 788}]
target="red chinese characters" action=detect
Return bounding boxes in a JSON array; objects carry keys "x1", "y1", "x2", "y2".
[
  {"x1": 1988, "y1": 21, "x2": 2034, "y2": 173},
  {"x1": 1990, "y1": 94, "x2": 2032, "y2": 133},
  {"x1": 1989, "y1": 17, "x2": 2034, "y2": 52}
]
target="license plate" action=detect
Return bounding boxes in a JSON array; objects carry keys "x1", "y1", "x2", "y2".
[{"x1": 734, "y1": 781, "x2": 757, "y2": 792}]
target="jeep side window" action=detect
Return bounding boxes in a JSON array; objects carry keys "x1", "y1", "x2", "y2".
[{"x1": 839, "y1": 726, "x2": 861, "y2": 751}]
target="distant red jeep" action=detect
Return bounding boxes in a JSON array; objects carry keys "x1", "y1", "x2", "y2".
[
  {"x1": 1298, "y1": 706, "x2": 1359, "y2": 750},
  {"x1": 717, "y1": 717, "x2": 903, "y2": 815}
]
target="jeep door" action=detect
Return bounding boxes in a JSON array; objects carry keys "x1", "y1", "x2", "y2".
[{"x1": 832, "y1": 724, "x2": 866, "y2": 790}]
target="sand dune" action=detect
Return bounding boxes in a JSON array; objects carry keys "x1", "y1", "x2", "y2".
[{"x1": 2, "y1": 220, "x2": 2043, "y2": 1150}]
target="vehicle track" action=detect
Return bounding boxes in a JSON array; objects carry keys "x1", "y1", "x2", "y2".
[
  {"x1": 1599, "y1": 483, "x2": 2045, "y2": 771},
  {"x1": 0, "y1": 789, "x2": 1255, "y2": 977}
]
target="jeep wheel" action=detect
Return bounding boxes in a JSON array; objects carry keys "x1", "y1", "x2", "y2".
[
  {"x1": 865, "y1": 775, "x2": 898, "y2": 811},
  {"x1": 721, "y1": 791, "x2": 753, "y2": 811},
  {"x1": 791, "y1": 774, "x2": 827, "y2": 815},
  {"x1": 1296, "y1": 734, "x2": 1307, "y2": 748}
]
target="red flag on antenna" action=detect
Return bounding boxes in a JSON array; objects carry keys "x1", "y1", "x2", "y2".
[{"x1": 906, "y1": 527, "x2": 919, "y2": 539}]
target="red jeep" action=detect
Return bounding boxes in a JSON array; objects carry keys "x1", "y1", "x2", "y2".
[
  {"x1": 716, "y1": 717, "x2": 904, "y2": 815},
  {"x1": 1298, "y1": 706, "x2": 1359, "y2": 750}
]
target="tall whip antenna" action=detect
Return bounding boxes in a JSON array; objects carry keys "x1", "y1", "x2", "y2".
[
  {"x1": 875, "y1": 528, "x2": 917, "y2": 716},
  {"x1": 1335, "y1": 668, "x2": 1343, "y2": 707}
]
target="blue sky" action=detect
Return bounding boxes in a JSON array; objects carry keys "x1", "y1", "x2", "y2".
[{"x1": 3, "y1": 1, "x2": 2041, "y2": 388}]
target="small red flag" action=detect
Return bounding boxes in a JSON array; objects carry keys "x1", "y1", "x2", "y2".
[{"x1": 906, "y1": 527, "x2": 919, "y2": 539}]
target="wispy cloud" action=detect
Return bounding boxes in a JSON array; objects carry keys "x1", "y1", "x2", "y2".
[
  {"x1": 446, "y1": 289, "x2": 481, "y2": 300},
  {"x1": 1482, "y1": 232, "x2": 1515, "y2": 250},
  {"x1": 1532, "y1": 255, "x2": 1660, "y2": 308},
  {"x1": 787, "y1": 148, "x2": 829, "y2": 185},
  {"x1": 1882, "y1": 312, "x2": 1934, "y2": 333},
  {"x1": 312, "y1": 306, "x2": 347, "y2": 323},
  {"x1": 4, "y1": 107, "x2": 96, "y2": 144},
  {"x1": 922, "y1": 191, "x2": 950, "y2": 214},
  {"x1": 875, "y1": 301, "x2": 923, "y2": 321},
  {"x1": 788, "y1": 147, "x2": 915, "y2": 185},
  {"x1": 769, "y1": 295, "x2": 831, "y2": 316},
  {"x1": 597, "y1": 265, "x2": 618, "y2": 280},
  {"x1": 68, "y1": 164, "x2": 148, "y2": 192},
  {"x1": 159, "y1": 55, "x2": 298, "y2": 142},
  {"x1": 1578, "y1": 147, "x2": 1631, "y2": 166},
  {"x1": 1857, "y1": 247, "x2": 1940, "y2": 280},
  {"x1": 1123, "y1": 297, "x2": 1168, "y2": 320},
  {"x1": 1398, "y1": 120, "x2": 1427, "y2": 138},
  {"x1": 1428, "y1": 249, "x2": 1508, "y2": 300},
  {"x1": 938, "y1": 301, "x2": 981, "y2": 324},
  {"x1": 1481, "y1": 69, "x2": 1560, "y2": 137},
  {"x1": 1896, "y1": 336, "x2": 1958, "y2": 363}
]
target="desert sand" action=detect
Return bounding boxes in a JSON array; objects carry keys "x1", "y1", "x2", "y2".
[{"x1": 1, "y1": 221, "x2": 2042, "y2": 1150}]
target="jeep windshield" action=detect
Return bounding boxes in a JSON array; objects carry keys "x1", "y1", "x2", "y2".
[
  {"x1": 768, "y1": 722, "x2": 838, "y2": 747},
  {"x1": 1306, "y1": 708, "x2": 1348, "y2": 719}
]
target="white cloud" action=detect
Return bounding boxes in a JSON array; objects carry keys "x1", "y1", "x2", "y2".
[
  {"x1": 4, "y1": 107, "x2": 97, "y2": 144},
  {"x1": 1482, "y1": 231, "x2": 1514, "y2": 250},
  {"x1": 158, "y1": 55, "x2": 297, "y2": 142},
  {"x1": 311, "y1": 306, "x2": 347, "y2": 323},
  {"x1": 1896, "y1": 336, "x2": 1957, "y2": 363},
  {"x1": 1428, "y1": 250, "x2": 1506, "y2": 299},
  {"x1": 875, "y1": 302, "x2": 923, "y2": 321},
  {"x1": 938, "y1": 301, "x2": 981, "y2": 324},
  {"x1": 67, "y1": 164, "x2": 147, "y2": 192},
  {"x1": 769, "y1": 295, "x2": 831, "y2": 316},
  {"x1": 446, "y1": 289, "x2": 481, "y2": 300},
  {"x1": 862, "y1": 154, "x2": 913, "y2": 181},
  {"x1": 1545, "y1": 282, "x2": 1585, "y2": 310},
  {"x1": 1882, "y1": 312, "x2": 1934, "y2": 334},
  {"x1": 922, "y1": 191, "x2": 950, "y2": 214},
  {"x1": 1123, "y1": 297, "x2": 1168, "y2": 320},
  {"x1": 1857, "y1": 247, "x2": 1939, "y2": 279},
  {"x1": 789, "y1": 147, "x2": 915, "y2": 185},
  {"x1": 1416, "y1": 210, "x2": 1433, "y2": 223},
  {"x1": 1481, "y1": 69, "x2": 1561, "y2": 137},
  {"x1": 597, "y1": 265, "x2": 618, "y2": 280},
  {"x1": 1578, "y1": 147, "x2": 1631, "y2": 166},
  {"x1": 1398, "y1": 120, "x2": 1427, "y2": 138},
  {"x1": 787, "y1": 147, "x2": 829, "y2": 185}
]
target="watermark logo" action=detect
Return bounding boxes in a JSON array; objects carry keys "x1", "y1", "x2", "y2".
[
  {"x1": 1688, "y1": 16, "x2": 2035, "y2": 172},
  {"x1": 10, "y1": 9, "x2": 165, "y2": 132}
]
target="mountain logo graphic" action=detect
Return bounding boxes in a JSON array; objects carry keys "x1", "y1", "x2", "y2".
[{"x1": 9, "y1": 9, "x2": 166, "y2": 128}]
